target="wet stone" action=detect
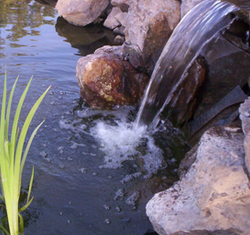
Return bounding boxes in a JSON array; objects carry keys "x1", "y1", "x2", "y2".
[
  {"x1": 79, "y1": 168, "x2": 87, "y2": 173},
  {"x1": 103, "y1": 205, "x2": 111, "y2": 211},
  {"x1": 115, "y1": 206, "x2": 122, "y2": 212},
  {"x1": 114, "y1": 188, "x2": 125, "y2": 200},
  {"x1": 39, "y1": 151, "x2": 48, "y2": 158},
  {"x1": 104, "y1": 219, "x2": 111, "y2": 224}
]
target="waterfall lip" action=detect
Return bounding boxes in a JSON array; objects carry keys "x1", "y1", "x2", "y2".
[{"x1": 136, "y1": 0, "x2": 240, "y2": 130}]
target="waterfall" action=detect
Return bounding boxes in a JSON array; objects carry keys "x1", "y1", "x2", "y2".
[{"x1": 135, "y1": 0, "x2": 240, "y2": 130}]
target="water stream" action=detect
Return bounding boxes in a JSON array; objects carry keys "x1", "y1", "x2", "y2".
[{"x1": 135, "y1": 0, "x2": 240, "y2": 130}]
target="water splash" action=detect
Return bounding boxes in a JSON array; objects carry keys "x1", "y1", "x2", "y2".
[
  {"x1": 135, "y1": 0, "x2": 240, "y2": 130},
  {"x1": 91, "y1": 120, "x2": 167, "y2": 175}
]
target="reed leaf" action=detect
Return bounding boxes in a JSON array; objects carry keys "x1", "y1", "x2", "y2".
[{"x1": 0, "y1": 72, "x2": 50, "y2": 235}]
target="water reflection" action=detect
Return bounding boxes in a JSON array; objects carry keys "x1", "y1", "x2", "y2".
[
  {"x1": 55, "y1": 17, "x2": 116, "y2": 56},
  {"x1": 0, "y1": 0, "x2": 56, "y2": 41}
]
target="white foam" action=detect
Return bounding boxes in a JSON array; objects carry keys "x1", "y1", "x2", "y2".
[{"x1": 91, "y1": 120, "x2": 167, "y2": 175}]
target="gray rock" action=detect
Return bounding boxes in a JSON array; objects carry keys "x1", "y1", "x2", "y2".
[
  {"x1": 55, "y1": 0, "x2": 109, "y2": 26},
  {"x1": 146, "y1": 126, "x2": 250, "y2": 235},
  {"x1": 111, "y1": 0, "x2": 130, "y2": 7},
  {"x1": 113, "y1": 35, "x2": 125, "y2": 44},
  {"x1": 103, "y1": 7, "x2": 123, "y2": 30},
  {"x1": 124, "y1": 0, "x2": 181, "y2": 74},
  {"x1": 239, "y1": 97, "x2": 250, "y2": 176},
  {"x1": 181, "y1": 0, "x2": 203, "y2": 18}
]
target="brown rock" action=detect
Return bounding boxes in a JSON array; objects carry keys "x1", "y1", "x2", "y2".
[{"x1": 76, "y1": 46, "x2": 149, "y2": 108}]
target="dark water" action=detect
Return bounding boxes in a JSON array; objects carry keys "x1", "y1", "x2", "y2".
[
  {"x1": 135, "y1": 0, "x2": 239, "y2": 130},
  {"x1": 0, "y1": 1, "x2": 187, "y2": 234}
]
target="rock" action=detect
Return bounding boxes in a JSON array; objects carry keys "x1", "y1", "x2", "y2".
[
  {"x1": 115, "y1": 11, "x2": 128, "y2": 27},
  {"x1": 35, "y1": 0, "x2": 57, "y2": 7},
  {"x1": 239, "y1": 97, "x2": 250, "y2": 175},
  {"x1": 192, "y1": 36, "x2": 250, "y2": 119},
  {"x1": 124, "y1": 0, "x2": 181, "y2": 74},
  {"x1": 146, "y1": 126, "x2": 250, "y2": 235},
  {"x1": 55, "y1": 0, "x2": 109, "y2": 26},
  {"x1": 76, "y1": 46, "x2": 149, "y2": 108},
  {"x1": 167, "y1": 56, "x2": 206, "y2": 126},
  {"x1": 111, "y1": 0, "x2": 130, "y2": 8},
  {"x1": 114, "y1": 35, "x2": 125, "y2": 44},
  {"x1": 113, "y1": 25, "x2": 125, "y2": 35},
  {"x1": 103, "y1": 7, "x2": 123, "y2": 30},
  {"x1": 181, "y1": 0, "x2": 203, "y2": 18}
]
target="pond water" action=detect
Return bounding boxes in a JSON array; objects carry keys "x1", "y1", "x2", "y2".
[{"x1": 0, "y1": 1, "x2": 188, "y2": 234}]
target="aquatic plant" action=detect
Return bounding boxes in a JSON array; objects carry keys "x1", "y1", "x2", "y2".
[{"x1": 0, "y1": 72, "x2": 50, "y2": 235}]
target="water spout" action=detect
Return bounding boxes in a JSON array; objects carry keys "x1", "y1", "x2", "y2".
[{"x1": 135, "y1": 0, "x2": 240, "y2": 130}]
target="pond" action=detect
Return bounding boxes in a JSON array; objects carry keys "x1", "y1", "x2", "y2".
[{"x1": 0, "y1": 1, "x2": 188, "y2": 234}]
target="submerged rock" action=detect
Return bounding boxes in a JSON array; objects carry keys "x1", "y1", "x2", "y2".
[
  {"x1": 55, "y1": 0, "x2": 109, "y2": 26},
  {"x1": 146, "y1": 126, "x2": 250, "y2": 235},
  {"x1": 76, "y1": 46, "x2": 149, "y2": 108}
]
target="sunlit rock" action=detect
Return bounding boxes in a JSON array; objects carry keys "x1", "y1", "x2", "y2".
[
  {"x1": 76, "y1": 46, "x2": 149, "y2": 108},
  {"x1": 239, "y1": 97, "x2": 250, "y2": 175},
  {"x1": 55, "y1": 0, "x2": 109, "y2": 26},
  {"x1": 146, "y1": 126, "x2": 250, "y2": 235}
]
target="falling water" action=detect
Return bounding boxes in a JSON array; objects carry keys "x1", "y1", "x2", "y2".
[{"x1": 135, "y1": 0, "x2": 240, "y2": 130}]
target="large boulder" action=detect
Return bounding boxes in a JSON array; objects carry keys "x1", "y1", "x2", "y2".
[
  {"x1": 146, "y1": 126, "x2": 250, "y2": 235},
  {"x1": 55, "y1": 0, "x2": 109, "y2": 26},
  {"x1": 124, "y1": 0, "x2": 181, "y2": 74},
  {"x1": 76, "y1": 46, "x2": 149, "y2": 108},
  {"x1": 192, "y1": 35, "x2": 250, "y2": 119}
]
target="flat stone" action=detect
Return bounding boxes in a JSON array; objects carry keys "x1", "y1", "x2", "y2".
[{"x1": 146, "y1": 126, "x2": 250, "y2": 235}]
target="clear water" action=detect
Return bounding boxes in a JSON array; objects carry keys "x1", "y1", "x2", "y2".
[
  {"x1": 0, "y1": 1, "x2": 188, "y2": 234},
  {"x1": 136, "y1": 0, "x2": 240, "y2": 130}
]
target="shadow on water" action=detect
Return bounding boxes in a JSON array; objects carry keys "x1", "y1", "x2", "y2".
[{"x1": 55, "y1": 17, "x2": 116, "y2": 56}]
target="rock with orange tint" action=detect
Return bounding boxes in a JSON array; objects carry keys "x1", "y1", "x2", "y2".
[{"x1": 76, "y1": 46, "x2": 149, "y2": 108}]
